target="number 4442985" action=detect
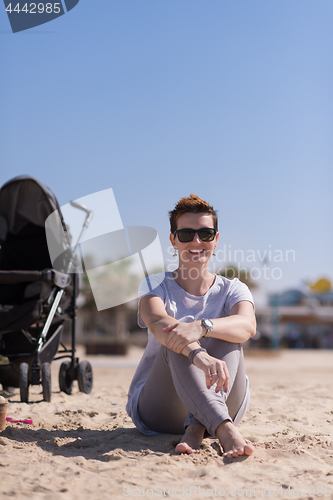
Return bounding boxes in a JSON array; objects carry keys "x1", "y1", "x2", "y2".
[
  {"x1": 277, "y1": 485, "x2": 331, "y2": 496},
  {"x1": 6, "y1": 3, "x2": 61, "y2": 14}
]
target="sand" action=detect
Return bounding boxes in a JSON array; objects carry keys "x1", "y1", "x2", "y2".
[{"x1": 0, "y1": 348, "x2": 332, "y2": 500}]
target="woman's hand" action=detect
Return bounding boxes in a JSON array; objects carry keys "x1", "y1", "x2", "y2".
[
  {"x1": 192, "y1": 351, "x2": 229, "y2": 393},
  {"x1": 162, "y1": 322, "x2": 202, "y2": 353}
]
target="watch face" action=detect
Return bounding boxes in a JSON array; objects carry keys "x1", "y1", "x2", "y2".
[{"x1": 203, "y1": 319, "x2": 213, "y2": 330}]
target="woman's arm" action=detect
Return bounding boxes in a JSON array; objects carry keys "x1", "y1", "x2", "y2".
[
  {"x1": 163, "y1": 300, "x2": 256, "y2": 353},
  {"x1": 139, "y1": 294, "x2": 201, "y2": 356},
  {"x1": 208, "y1": 301, "x2": 256, "y2": 343},
  {"x1": 139, "y1": 294, "x2": 230, "y2": 392}
]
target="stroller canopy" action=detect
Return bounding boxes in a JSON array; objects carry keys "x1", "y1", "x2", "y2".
[
  {"x1": 0, "y1": 175, "x2": 73, "y2": 329},
  {"x1": 0, "y1": 176, "x2": 63, "y2": 241},
  {"x1": 0, "y1": 176, "x2": 70, "y2": 273}
]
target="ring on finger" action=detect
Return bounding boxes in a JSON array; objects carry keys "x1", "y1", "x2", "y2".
[{"x1": 210, "y1": 372, "x2": 218, "y2": 377}]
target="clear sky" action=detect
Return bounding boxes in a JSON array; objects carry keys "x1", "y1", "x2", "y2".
[{"x1": 1, "y1": 0, "x2": 332, "y2": 303}]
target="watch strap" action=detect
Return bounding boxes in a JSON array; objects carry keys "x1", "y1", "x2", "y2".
[{"x1": 201, "y1": 318, "x2": 213, "y2": 338}]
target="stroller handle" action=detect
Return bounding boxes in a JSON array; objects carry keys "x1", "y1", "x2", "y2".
[
  {"x1": 70, "y1": 201, "x2": 93, "y2": 225},
  {"x1": 39, "y1": 201, "x2": 94, "y2": 344},
  {"x1": 64, "y1": 200, "x2": 93, "y2": 274}
]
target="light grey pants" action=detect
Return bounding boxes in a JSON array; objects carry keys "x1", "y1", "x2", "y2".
[{"x1": 137, "y1": 338, "x2": 249, "y2": 436}]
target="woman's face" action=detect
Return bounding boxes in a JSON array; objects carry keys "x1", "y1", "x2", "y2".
[{"x1": 170, "y1": 212, "x2": 219, "y2": 266}]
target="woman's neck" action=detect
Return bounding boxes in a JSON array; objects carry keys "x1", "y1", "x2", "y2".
[{"x1": 172, "y1": 266, "x2": 216, "y2": 296}]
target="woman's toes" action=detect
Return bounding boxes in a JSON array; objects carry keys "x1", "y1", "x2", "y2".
[
  {"x1": 224, "y1": 445, "x2": 254, "y2": 459},
  {"x1": 224, "y1": 448, "x2": 241, "y2": 458},
  {"x1": 175, "y1": 443, "x2": 196, "y2": 455},
  {"x1": 244, "y1": 444, "x2": 255, "y2": 456}
]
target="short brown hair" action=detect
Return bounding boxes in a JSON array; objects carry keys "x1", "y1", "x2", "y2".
[{"x1": 169, "y1": 194, "x2": 218, "y2": 233}]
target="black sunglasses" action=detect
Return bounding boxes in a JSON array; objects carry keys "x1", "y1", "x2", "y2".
[{"x1": 174, "y1": 228, "x2": 217, "y2": 243}]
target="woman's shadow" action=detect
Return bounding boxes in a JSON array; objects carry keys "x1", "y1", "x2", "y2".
[
  {"x1": 1, "y1": 424, "x2": 182, "y2": 462},
  {"x1": 1, "y1": 424, "x2": 246, "y2": 463}
]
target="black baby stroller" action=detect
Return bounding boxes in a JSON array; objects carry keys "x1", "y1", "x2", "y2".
[{"x1": 0, "y1": 175, "x2": 93, "y2": 402}]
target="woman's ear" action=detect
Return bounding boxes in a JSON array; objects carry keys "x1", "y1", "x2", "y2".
[{"x1": 169, "y1": 232, "x2": 176, "y2": 249}]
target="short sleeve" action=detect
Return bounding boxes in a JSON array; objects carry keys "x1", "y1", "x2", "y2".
[
  {"x1": 223, "y1": 278, "x2": 254, "y2": 316},
  {"x1": 137, "y1": 273, "x2": 167, "y2": 328}
]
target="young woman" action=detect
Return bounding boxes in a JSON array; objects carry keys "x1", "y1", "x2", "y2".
[{"x1": 126, "y1": 194, "x2": 256, "y2": 458}]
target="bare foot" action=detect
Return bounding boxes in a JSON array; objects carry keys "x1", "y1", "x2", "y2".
[
  {"x1": 175, "y1": 424, "x2": 205, "y2": 455},
  {"x1": 216, "y1": 420, "x2": 254, "y2": 459}
]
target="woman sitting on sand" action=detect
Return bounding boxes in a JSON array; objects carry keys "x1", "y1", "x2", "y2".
[{"x1": 126, "y1": 194, "x2": 255, "y2": 458}]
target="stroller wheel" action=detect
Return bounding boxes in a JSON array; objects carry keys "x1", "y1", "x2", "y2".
[
  {"x1": 19, "y1": 363, "x2": 29, "y2": 403},
  {"x1": 59, "y1": 361, "x2": 73, "y2": 395},
  {"x1": 42, "y1": 363, "x2": 52, "y2": 402},
  {"x1": 78, "y1": 360, "x2": 93, "y2": 394}
]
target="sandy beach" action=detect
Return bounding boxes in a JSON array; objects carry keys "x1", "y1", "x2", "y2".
[{"x1": 0, "y1": 348, "x2": 332, "y2": 500}]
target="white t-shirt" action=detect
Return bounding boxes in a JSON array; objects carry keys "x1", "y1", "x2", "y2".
[{"x1": 126, "y1": 272, "x2": 254, "y2": 435}]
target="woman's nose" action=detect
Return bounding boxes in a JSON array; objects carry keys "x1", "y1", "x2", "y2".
[{"x1": 192, "y1": 232, "x2": 202, "y2": 243}]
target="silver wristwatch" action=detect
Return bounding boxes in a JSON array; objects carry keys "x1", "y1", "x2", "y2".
[{"x1": 201, "y1": 318, "x2": 213, "y2": 338}]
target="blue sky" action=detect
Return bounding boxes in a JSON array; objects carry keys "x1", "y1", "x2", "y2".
[{"x1": 1, "y1": 0, "x2": 332, "y2": 301}]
